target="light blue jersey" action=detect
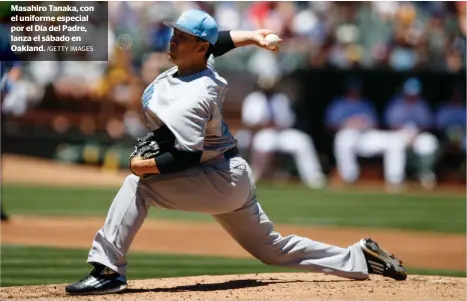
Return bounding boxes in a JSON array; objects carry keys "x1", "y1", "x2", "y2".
[{"x1": 141, "y1": 64, "x2": 237, "y2": 163}]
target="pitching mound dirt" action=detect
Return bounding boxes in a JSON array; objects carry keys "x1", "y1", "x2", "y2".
[{"x1": 0, "y1": 273, "x2": 465, "y2": 301}]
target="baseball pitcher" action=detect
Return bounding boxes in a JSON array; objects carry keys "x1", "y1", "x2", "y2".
[{"x1": 66, "y1": 10, "x2": 406, "y2": 295}]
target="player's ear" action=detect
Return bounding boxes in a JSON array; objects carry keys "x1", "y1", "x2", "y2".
[{"x1": 197, "y1": 41, "x2": 209, "y2": 54}]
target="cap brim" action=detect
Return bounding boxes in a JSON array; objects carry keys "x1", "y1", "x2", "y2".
[
  {"x1": 163, "y1": 21, "x2": 211, "y2": 44},
  {"x1": 163, "y1": 21, "x2": 191, "y2": 36}
]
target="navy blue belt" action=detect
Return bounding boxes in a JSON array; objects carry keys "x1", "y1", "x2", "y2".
[{"x1": 224, "y1": 147, "x2": 239, "y2": 159}]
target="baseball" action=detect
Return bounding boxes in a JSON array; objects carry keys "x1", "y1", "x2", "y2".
[{"x1": 264, "y1": 33, "x2": 281, "y2": 49}]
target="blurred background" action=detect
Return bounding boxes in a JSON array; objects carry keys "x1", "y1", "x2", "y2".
[
  {"x1": 1, "y1": 1, "x2": 466, "y2": 190},
  {"x1": 0, "y1": 1, "x2": 466, "y2": 289}
]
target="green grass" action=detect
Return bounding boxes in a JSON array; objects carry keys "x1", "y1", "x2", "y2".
[
  {"x1": 0, "y1": 245, "x2": 292, "y2": 287},
  {"x1": 1, "y1": 245, "x2": 465, "y2": 287},
  {"x1": 2, "y1": 184, "x2": 465, "y2": 233}
]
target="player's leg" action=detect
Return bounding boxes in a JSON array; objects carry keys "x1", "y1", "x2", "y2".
[
  {"x1": 277, "y1": 129, "x2": 325, "y2": 189},
  {"x1": 250, "y1": 128, "x2": 278, "y2": 182},
  {"x1": 66, "y1": 156, "x2": 253, "y2": 295},
  {"x1": 333, "y1": 128, "x2": 361, "y2": 183},
  {"x1": 213, "y1": 194, "x2": 407, "y2": 281},
  {"x1": 213, "y1": 197, "x2": 368, "y2": 280},
  {"x1": 383, "y1": 131, "x2": 410, "y2": 189},
  {"x1": 87, "y1": 164, "x2": 252, "y2": 273},
  {"x1": 86, "y1": 175, "x2": 150, "y2": 275},
  {"x1": 412, "y1": 132, "x2": 439, "y2": 189},
  {"x1": 355, "y1": 130, "x2": 402, "y2": 188},
  {"x1": 65, "y1": 175, "x2": 147, "y2": 295}
]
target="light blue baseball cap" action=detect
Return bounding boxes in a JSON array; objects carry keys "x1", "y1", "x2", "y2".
[{"x1": 163, "y1": 9, "x2": 218, "y2": 45}]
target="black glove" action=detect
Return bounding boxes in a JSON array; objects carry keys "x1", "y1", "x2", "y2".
[
  {"x1": 138, "y1": 140, "x2": 161, "y2": 159},
  {"x1": 129, "y1": 125, "x2": 176, "y2": 172},
  {"x1": 129, "y1": 132, "x2": 161, "y2": 161}
]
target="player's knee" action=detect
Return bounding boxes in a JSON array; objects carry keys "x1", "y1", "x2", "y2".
[
  {"x1": 250, "y1": 249, "x2": 276, "y2": 265},
  {"x1": 386, "y1": 132, "x2": 407, "y2": 151},
  {"x1": 254, "y1": 251, "x2": 287, "y2": 266},
  {"x1": 257, "y1": 256, "x2": 277, "y2": 266},
  {"x1": 281, "y1": 129, "x2": 307, "y2": 142},
  {"x1": 413, "y1": 133, "x2": 439, "y2": 155},
  {"x1": 280, "y1": 130, "x2": 313, "y2": 151},
  {"x1": 252, "y1": 129, "x2": 276, "y2": 152},
  {"x1": 124, "y1": 174, "x2": 140, "y2": 187},
  {"x1": 249, "y1": 240, "x2": 289, "y2": 266},
  {"x1": 334, "y1": 129, "x2": 359, "y2": 151}
]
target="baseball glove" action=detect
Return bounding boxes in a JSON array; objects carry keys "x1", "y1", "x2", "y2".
[
  {"x1": 129, "y1": 125, "x2": 176, "y2": 175},
  {"x1": 130, "y1": 132, "x2": 161, "y2": 160}
]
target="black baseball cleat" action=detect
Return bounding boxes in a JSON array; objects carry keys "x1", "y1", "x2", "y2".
[
  {"x1": 360, "y1": 238, "x2": 407, "y2": 281},
  {"x1": 0, "y1": 212, "x2": 9, "y2": 222},
  {"x1": 65, "y1": 263, "x2": 128, "y2": 295}
]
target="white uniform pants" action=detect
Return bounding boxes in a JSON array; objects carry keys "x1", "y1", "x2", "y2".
[
  {"x1": 237, "y1": 128, "x2": 324, "y2": 188},
  {"x1": 334, "y1": 129, "x2": 439, "y2": 184},
  {"x1": 87, "y1": 156, "x2": 368, "y2": 279}
]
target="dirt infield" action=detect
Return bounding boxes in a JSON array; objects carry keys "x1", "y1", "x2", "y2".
[
  {"x1": 3, "y1": 154, "x2": 466, "y2": 193},
  {"x1": 2, "y1": 215, "x2": 465, "y2": 271},
  {"x1": 1, "y1": 155, "x2": 466, "y2": 300},
  {"x1": 2, "y1": 155, "x2": 129, "y2": 188}
]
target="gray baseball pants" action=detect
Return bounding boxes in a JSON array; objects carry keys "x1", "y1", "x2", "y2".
[{"x1": 87, "y1": 156, "x2": 369, "y2": 279}]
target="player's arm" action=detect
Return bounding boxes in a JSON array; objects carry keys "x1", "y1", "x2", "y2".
[
  {"x1": 130, "y1": 140, "x2": 203, "y2": 177},
  {"x1": 212, "y1": 29, "x2": 281, "y2": 57},
  {"x1": 131, "y1": 146, "x2": 203, "y2": 176},
  {"x1": 129, "y1": 123, "x2": 204, "y2": 176},
  {"x1": 130, "y1": 156, "x2": 160, "y2": 176}
]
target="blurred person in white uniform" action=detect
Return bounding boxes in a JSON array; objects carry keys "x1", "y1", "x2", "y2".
[
  {"x1": 383, "y1": 78, "x2": 439, "y2": 189},
  {"x1": 237, "y1": 75, "x2": 325, "y2": 189},
  {"x1": 328, "y1": 77, "x2": 439, "y2": 190},
  {"x1": 325, "y1": 77, "x2": 382, "y2": 185}
]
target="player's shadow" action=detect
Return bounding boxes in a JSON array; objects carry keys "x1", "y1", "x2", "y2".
[
  {"x1": 125, "y1": 277, "x2": 352, "y2": 294},
  {"x1": 126, "y1": 279, "x2": 291, "y2": 293}
]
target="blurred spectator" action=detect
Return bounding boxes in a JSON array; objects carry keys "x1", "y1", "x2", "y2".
[
  {"x1": 383, "y1": 78, "x2": 439, "y2": 189},
  {"x1": 0, "y1": 22, "x2": 18, "y2": 222},
  {"x1": 215, "y1": 2, "x2": 241, "y2": 30},
  {"x1": 53, "y1": 61, "x2": 107, "y2": 99},
  {"x1": 435, "y1": 84, "x2": 466, "y2": 152},
  {"x1": 325, "y1": 77, "x2": 384, "y2": 184},
  {"x1": 1, "y1": 23, "x2": 24, "y2": 116},
  {"x1": 2, "y1": 1, "x2": 465, "y2": 187},
  {"x1": 4, "y1": 2, "x2": 466, "y2": 75},
  {"x1": 237, "y1": 75, "x2": 325, "y2": 189}
]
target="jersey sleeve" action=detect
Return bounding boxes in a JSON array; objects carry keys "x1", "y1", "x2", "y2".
[
  {"x1": 206, "y1": 31, "x2": 236, "y2": 72},
  {"x1": 212, "y1": 31, "x2": 236, "y2": 57},
  {"x1": 151, "y1": 87, "x2": 215, "y2": 152}
]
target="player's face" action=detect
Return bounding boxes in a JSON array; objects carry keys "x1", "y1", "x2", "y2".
[{"x1": 168, "y1": 29, "x2": 207, "y2": 65}]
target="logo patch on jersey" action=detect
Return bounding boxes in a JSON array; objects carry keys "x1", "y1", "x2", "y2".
[{"x1": 142, "y1": 84, "x2": 155, "y2": 108}]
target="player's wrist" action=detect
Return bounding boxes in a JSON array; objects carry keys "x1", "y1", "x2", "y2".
[
  {"x1": 130, "y1": 157, "x2": 160, "y2": 177},
  {"x1": 129, "y1": 156, "x2": 143, "y2": 177}
]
